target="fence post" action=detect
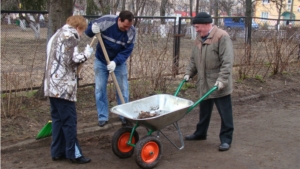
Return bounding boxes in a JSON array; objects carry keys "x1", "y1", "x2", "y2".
[{"x1": 173, "y1": 18, "x2": 183, "y2": 77}]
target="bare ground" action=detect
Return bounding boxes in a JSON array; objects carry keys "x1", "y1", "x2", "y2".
[{"x1": 1, "y1": 73, "x2": 300, "y2": 169}]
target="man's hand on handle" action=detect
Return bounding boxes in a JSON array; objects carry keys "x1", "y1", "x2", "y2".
[
  {"x1": 107, "y1": 61, "x2": 116, "y2": 73},
  {"x1": 214, "y1": 81, "x2": 224, "y2": 90},
  {"x1": 92, "y1": 23, "x2": 100, "y2": 34},
  {"x1": 183, "y1": 75, "x2": 190, "y2": 82}
]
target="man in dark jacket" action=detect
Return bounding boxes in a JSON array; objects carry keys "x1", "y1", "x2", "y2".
[
  {"x1": 184, "y1": 12, "x2": 234, "y2": 151},
  {"x1": 85, "y1": 11, "x2": 135, "y2": 127}
]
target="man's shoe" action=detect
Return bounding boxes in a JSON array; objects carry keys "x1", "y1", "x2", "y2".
[
  {"x1": 69, "y1": 156, "x2": 91, "y2": 164},
  {"x1": 185, "y1": 134, "x2": 207, "y2": 141},
  {"x1": 219, "y1": 143, "x2": 231, "y2": 151},
  {"x1": 52, "y1": 156, "x2": 66, "y2": 161},
  {"x1": 98, "y1": 121, "x2": 107, "y2": 127}
]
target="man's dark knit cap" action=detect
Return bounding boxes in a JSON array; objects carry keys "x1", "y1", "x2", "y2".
[{"x1": 192, "y1": 12, "x2": 212, "y2": 24}]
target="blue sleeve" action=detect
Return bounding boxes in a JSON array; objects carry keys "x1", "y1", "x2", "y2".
[
  {"x1": 113, "y1": 42, "x2": 134, "y2": 65},
  {"x1": 85, "y1": 21, "x2": 95, "y2": 38},
  {"x1": 85, "y1": 16, "x2": 116, "y2": 38}
]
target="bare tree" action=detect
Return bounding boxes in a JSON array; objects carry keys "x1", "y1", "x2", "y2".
[
  {"x1": 214, "y1": 0, "x2": 219, "y2": 25},
  {"x1": 195, "y1": 0, "x2": 199, "y2": 14},
  {"x1": 219, "y1": 0, "x2": 239, "y2": 16},
  {"x1": 128, "y1": 0, "x2": 147, "y2": 16},
  {"x1": 111, "y1": 0, "x2": 120, "y2": 14},
  {"x1": 121, "y1": 0, "x2": 126, "y2": 11},
  {"x1": 1, "y1": 0, "x2": 19, "y2": 10},
  {"x1": 143, "y1": 0, "x2": 159, "y2": 16},
  {"x1": 268, "y1": 0, "x2": 285, "y2": 30},
  {"x1": 92, "y1": 0, "x2": 121, "y2": 15},
  {"x1": 86, "y1": 0, "x2": 100, "y2": 15},
  {"x1": 74, "y1": 0, "x2": 87, "y2": 15},
  {"x1": 95, "y1": 0, "x2": 110, "y2": 14},
  {"x1": 8, "y1": 0, "x2": 48, "y2": 39},
  {"x1": 160, "y1": 0, "x2": 169, "y2": 24},
  {"x1": 189, "y1": 0, "x2": 193, "y2": 17},
  {"x1": 197, "y1": 0, "x2": 209, "y2": 13}
]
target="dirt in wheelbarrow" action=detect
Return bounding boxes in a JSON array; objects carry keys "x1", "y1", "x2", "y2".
[{"x1": 1, "y1": 74, "x2": 300, "y2": 169}]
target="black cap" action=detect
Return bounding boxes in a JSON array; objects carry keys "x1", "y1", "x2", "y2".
[{"x1": 192, "y1": 12, "x2": 212, "y2": 24}]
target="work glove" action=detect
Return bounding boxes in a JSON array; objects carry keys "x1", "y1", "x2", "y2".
[
  {"x1": 107, "y1": 61, "x2": 116, "y2": 73},
  {"x1": 183, "y1": 75, "x2": 190, "y2": 82},
  {"x1": 74, "y1": 46, "x2": 79, "y2": 55},
  {"x1": 214, "y1": 81, "x2": 224, "y2": 90},
  {"x1": 73, "y1": 45, "x2": 93, "y2": 63},
  {"x1": 91, "y1": 23, "x2": 100, "y2": 34},
  {"x1": 84, "y1": 44, "x2": 94, "y2": 58}
]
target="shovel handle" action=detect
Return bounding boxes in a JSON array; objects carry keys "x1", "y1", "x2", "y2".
[
  {"x1": 77, "y1": 36, "x2": 97, "y2": 77},
  {"x1": 95, "y1": 33, "x2": 126, "y2": 104}
]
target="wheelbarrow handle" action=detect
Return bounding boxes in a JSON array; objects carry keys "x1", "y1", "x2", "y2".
[
  {"x1": 174, "y1": 80, "x2": 187, "y2": 96},
  {"x1": 186, "y1": 86, "x2": 218, "y2": 114},
  {"x1": 173, "y1": 80, "x2": 218, "y2": 114}
]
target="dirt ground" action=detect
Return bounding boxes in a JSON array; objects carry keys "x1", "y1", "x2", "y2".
[{"x1": 1, "y1": 73, "x2": 300, "y2": 169}]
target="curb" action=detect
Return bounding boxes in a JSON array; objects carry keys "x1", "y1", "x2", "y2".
[
  {"x1": 1, "y1": 121, "x2": 122, "y2": 152},
  {"x1": 232, "y1": 87, "x2": 300, "y2": 103}
]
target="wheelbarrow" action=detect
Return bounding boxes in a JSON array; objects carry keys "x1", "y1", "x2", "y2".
[{"x1": 110, "y1": 80, "x2": 217, "y2": 169}]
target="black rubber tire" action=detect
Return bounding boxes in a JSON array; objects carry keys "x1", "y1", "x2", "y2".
[
  {"x1": 134, "y1": 135, "x2": 162, "y2": 169},
  {"x1": 111, "y1": 126, "x2": 139, "y2": 158}
]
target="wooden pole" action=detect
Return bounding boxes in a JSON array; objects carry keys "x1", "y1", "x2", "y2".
[{"x1": 95, "y1": 33, "x2": 126, "y2": 104}]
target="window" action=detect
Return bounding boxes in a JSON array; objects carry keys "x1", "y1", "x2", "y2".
[
  {"x1": 262, "y1": 12, "x2": 268, "y2": 18},
  {"x1": 287, "y1": 0, "x2": 292, "y2": 4},
  {"x1": 287, "y1": 4, "x2": 291, "y2": 11},
  {"x1": 261, "y1": 12, "x2": 268, "y2": 22},
  {"x1": 263, "y1": 0, "x2": 270, "y2": 3},
  {"x1": 298, "y1": 6, "x2": 300, "y2": 12}
]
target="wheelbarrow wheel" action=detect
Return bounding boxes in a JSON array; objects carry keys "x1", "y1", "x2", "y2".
[
  {"x1": 112, "y1": 126, "x2": 139, "y2": 158},
  {"x1": 134, "y1": 135, "x2": 162, "y2": 169}
]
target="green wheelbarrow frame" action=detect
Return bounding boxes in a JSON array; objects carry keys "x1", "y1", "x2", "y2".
[{"x1": 126, "y1": 80, "x2": 217, "y2": 148}]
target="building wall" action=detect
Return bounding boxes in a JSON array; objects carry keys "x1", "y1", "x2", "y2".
[{"x1": 254, "y1": 0, "x2": 300, "y2": 20}]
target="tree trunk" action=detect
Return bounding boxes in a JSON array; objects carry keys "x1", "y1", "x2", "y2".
[
  {"x1": 160, "y1": 0, "x2": 168, "y2": 24},
  {"x1": 214, "y1": 1, "x2": 218, "y2": 26},
  {"x1": 122, "y1": 0, "x2": 126, "y2": 10},
  {"x1": 189, "y1": 0, "x2": 193, "y2": 17},
  {"x1": 35, "y1": 0, "x2": 73, "y2": 100},
  {"x1": 245, "y1": 0, "x2": 252, "y2": 61},
  {"x1": 195, "y1": 0, "x2": 199, "y2": 14},
  {"x1": 111, "y1": 0, "x2": 120, "y2": 15}
]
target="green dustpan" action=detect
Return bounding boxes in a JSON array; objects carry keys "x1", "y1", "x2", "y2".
[{"x1": 36, "y1": 120, "x2": 52, "y2": 140}]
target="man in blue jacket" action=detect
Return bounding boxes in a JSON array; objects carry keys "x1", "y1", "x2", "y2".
[{"x1": 85, "y1": 11, "x2": 135, "y2": 127}]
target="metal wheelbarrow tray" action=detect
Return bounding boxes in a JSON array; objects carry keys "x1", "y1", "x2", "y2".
[
  {"x1": 110, "y1": 80, "x2": 217, "y2": 169},
  {"x1": 111, "y1": 94, "x2": 194, "y2": 131}
]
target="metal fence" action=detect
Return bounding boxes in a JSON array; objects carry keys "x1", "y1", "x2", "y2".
[{"x1": 1, "y1": 11, "x2": 300, "y2": 93}]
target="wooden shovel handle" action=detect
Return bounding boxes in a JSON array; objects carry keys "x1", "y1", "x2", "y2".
[
  {"x1": 95, "y1": 33, "x2": 126, "y2": 104},
  {"x1": 77, "y1": 36, "x2": 97, "y2": 77}
]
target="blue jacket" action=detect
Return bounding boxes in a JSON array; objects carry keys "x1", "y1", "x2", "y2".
[{"x1": 85, "y1": 15, "x2": 136, "y2": 65}]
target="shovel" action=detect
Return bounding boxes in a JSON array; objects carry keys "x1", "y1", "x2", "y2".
[
  {"x1": 36, "y1": 120, "x2": 52, "y2": 140},
  {"x1": 95, "y1": 33, "x2": 126, "y2": 104},
  {"x1": 77, "y1": 36, "x2": 97, "y2": 79}
]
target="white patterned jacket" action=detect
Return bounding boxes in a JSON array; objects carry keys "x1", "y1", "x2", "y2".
[{"x1": 44, "y1": 24, "x2": 89, "y2": 102}]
